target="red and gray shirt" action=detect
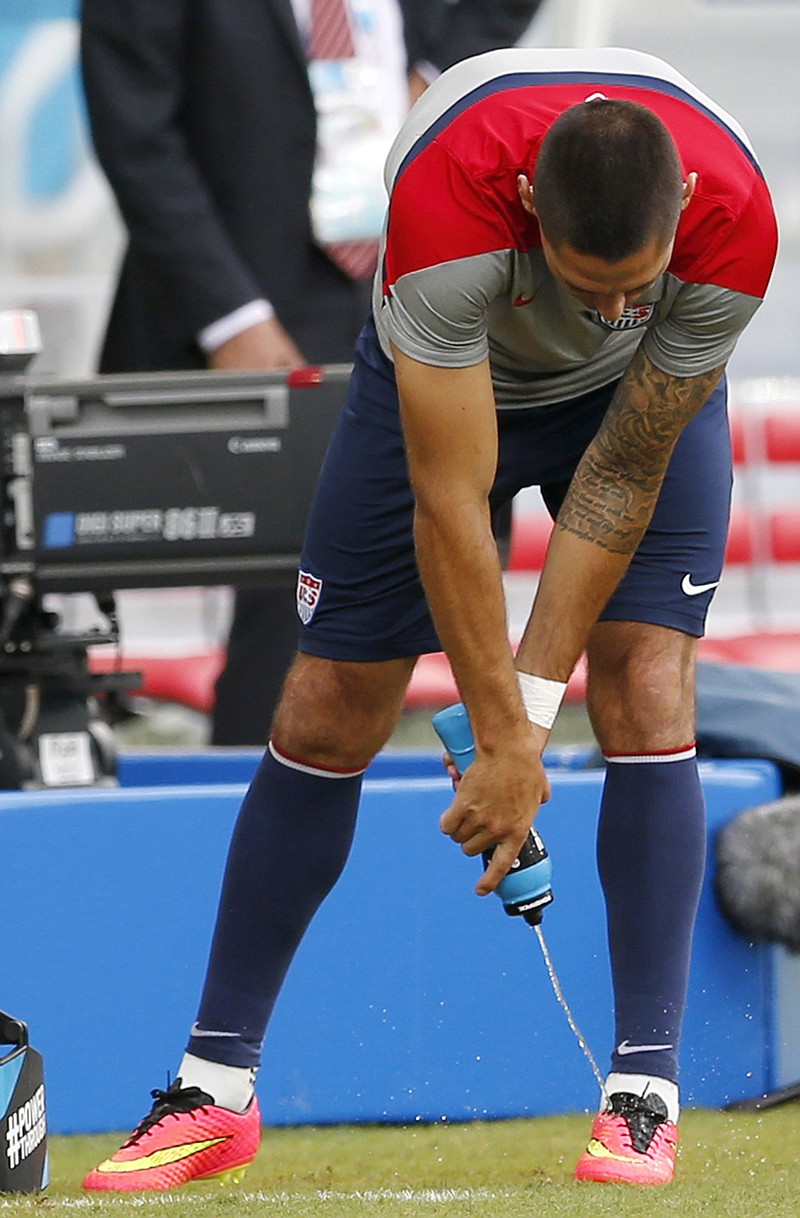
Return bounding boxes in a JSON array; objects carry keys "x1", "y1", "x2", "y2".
[{"x1": 372, "y1": 47, "x2": 778, "y2": 409}]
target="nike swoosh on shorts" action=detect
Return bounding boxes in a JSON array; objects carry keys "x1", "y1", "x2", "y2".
[{"x1": 681, "y1": 574, "x2": 720, "y2": 596}]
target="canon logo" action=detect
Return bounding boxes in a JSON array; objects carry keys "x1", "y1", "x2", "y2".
[{"x1": 227, "y1": 436, "x2": 281, "y2": 455}]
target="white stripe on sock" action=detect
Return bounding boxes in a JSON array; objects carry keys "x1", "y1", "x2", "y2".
[
  {"x1": 268, "y1": 739, "x2": 366, "y2": 778},
  {"x1": 604, "y1": 746, "x2": 696, "y2": 764}
]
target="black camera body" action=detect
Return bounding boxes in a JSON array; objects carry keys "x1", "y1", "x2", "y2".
[{"x1": 0, "y1": 311, "x2": 350, "y2": 788}]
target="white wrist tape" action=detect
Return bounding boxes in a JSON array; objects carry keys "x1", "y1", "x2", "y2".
[{"x1": 517, "y1": 671, "x2": 568, "y2": 730}]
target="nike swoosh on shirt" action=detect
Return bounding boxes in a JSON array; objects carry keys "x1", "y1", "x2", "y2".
[
  {"x1": 617, "y1": 1039, "x2": 674, "y2": 1055},
  {"x1": 681, "y1": 574, "x2": 720, "y2": 597},
  {"x1": 513, "y1": 293, "x2": 534, "y2": 307}
]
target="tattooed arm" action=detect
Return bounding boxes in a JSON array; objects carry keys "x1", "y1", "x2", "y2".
[{"x1": 514, "y1": 346, "x2": 725, "y2": 681}]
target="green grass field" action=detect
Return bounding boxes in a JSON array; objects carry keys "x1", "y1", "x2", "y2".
[{"x1": 2, "y1": 1107, "x2": 798, "y2": 1217}]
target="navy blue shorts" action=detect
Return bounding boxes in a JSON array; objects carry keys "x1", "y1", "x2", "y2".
[{"x1": 297, "y1": 315, "x2": 732, "y2": 661}]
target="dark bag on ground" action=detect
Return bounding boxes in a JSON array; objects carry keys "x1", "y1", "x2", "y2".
[
  {"x1": 0, "y1": 1012, "x2": 48, "y2": 1193},
  {"x1": 695, "y1": 660, "x2": 800, "y2": 788}
]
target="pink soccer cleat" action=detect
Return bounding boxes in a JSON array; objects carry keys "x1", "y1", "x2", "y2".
[
  {"x1": 574, "y1": 1090, "x2": 678, "y2": 1185},
  {"x1": 82, "y1": 1079, "x2": 260, "y2": 1192}
]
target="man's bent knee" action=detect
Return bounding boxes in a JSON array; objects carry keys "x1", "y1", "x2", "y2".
[
  {"x1": 272, "y1": 653, "x2": 417, "y2": 770},
  {"x1": 586, "y1": 621, "x2": 697, "y2": 754}
]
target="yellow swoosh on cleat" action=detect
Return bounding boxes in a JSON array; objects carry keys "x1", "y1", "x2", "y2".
[
  {"x1": 96, "y1": 1137, "x2": 229, "y2": 1173},
  {"x1": 584, "y1": 1138, "x2": 637, "y2": 1163}
]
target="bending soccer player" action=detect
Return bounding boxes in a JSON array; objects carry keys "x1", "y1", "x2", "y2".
[{"x1": 84, "y1": 47, "x2": 776, "y2": 1191}]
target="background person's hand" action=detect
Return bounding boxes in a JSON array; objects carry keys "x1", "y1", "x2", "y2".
[
  {"x1": 408, "y1": 66, "x2": 430, "y2": 108},
  {"x1": 209, "y1": 317, "x2": 305, "y2": 371}
]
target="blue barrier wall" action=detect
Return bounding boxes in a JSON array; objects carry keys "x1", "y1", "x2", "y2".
[
  {"x1": 115, "y1": 745, "x2": 594, "y2": 788},
  {"x1": 0, "y1": 754, "x2": 783, "y2": 1134}
]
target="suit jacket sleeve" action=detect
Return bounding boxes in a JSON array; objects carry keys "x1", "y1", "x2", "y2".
[
  {"x1": 80, "y1": 0, "x2": 263, "y2": 337},
  {"x1": 401, "y1": 0, "x2": 543, "y2": 75}
]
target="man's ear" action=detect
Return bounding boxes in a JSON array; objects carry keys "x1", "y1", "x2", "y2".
[
  {"x1": 681, "y1": 172, "x2": 698, "y2": 211},
  {"x1": 517, "y1": 173, "x2": 536, "y2": 216}
]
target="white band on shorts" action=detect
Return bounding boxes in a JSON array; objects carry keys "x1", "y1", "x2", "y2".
[{"x1": 517, "y1": 671, "x2": 568, "y2": 730}]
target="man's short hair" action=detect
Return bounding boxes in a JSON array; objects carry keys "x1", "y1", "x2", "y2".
[{"x1": 533, "y1": 98, "x2": 684, "y2": 260}]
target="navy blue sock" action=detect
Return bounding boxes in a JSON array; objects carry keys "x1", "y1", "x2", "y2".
[
  {"x1": 597, "y1": 751, "x2": 706, "y2": 1085},
  {"x1": 188, "y1": 744, "x2": 363, "y2": 1068}
]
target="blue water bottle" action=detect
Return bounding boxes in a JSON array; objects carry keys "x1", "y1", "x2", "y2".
[{"x1": 431, "y1": 702, "x2": 554, "y2": 926}]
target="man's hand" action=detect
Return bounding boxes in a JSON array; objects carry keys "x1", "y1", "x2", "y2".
[
  {"x1": 408, "y1": 67, "x2": 430, "y2": 107},
  {"x1": 440, "y1": 722, "x2": 551, "y2": 895},
  {"x1": 208, "y1": 317, "x2": 305, "y2": 371}
]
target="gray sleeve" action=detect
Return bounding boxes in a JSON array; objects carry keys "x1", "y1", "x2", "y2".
[
  {"x1": 382, "y1": 251, "x2": 511, "y2": 367},
  {"x1": 642, "y1": 282, "x2": 763, "y2": 378}
]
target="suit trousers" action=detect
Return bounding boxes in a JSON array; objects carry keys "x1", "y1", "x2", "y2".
[{"x1": 211, "y1": 272, "x2": 373, "y2": 745}]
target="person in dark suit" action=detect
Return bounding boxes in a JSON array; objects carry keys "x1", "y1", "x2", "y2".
[{"x1": 80, "y1": 0, "x2": 542, "y2": 745}]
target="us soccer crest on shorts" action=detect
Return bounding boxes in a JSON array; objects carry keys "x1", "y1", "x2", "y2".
[{"x1": 297, "y1": 570, "x2": 323, "y2": 624}]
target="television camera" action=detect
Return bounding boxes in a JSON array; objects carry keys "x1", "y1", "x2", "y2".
[{"x1": 0, "y1": 311, "x2": 350, "y2": 789}]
